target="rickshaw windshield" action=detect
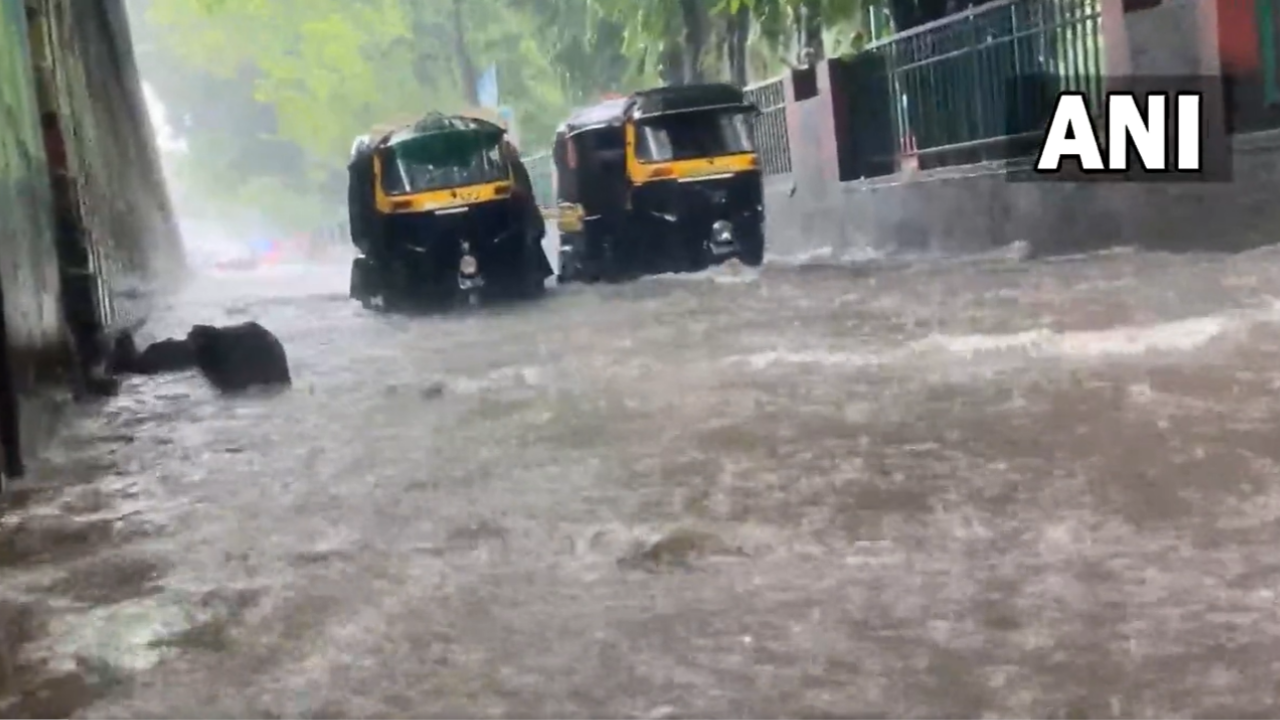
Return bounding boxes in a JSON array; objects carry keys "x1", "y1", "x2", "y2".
[
  {"x1": 633, "y1": 108, "x2": 754, "y2": 164},
  {"x1": 381, "y1": 130, "x2": 509, "y2": 195}
]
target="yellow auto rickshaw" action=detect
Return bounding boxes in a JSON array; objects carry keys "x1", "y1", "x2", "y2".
[
  {"x1": 347, "y1": 113, "x2": 550, "y2": 310},
  {"x1": 551, "y1": 83, "x2": 764, "y2": 283}
]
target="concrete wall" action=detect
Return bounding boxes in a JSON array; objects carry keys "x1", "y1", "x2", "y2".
[
  {"x1": 0, "y1": 0, "x2": 183, "y2": 478},
  {"x1": 44, "y1": 0, "x2": 186, "y2": 322},
  {"x1": 0, "y1": 1, "x2": 66, "y2": 354},
  {"x1": 759, "y1": 0, "x2": 1280, "y2": 263},
  {"x1": 0, "y1": 0, "x2": 75, "y2": 477},
  {"x1": 765, "y1": 134, "x2": 1280, "y2": 261}
]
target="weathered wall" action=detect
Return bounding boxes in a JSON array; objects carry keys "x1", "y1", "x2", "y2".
[
  {"x1": 0, "y1": 0, "x2": 70, "y2": 477},
  {"x1": 764, "y1": 135, "x2": 1280, "y2": 261},
  {"x1": 41, "y1": 0, "x2": 186, "y2": 325}
]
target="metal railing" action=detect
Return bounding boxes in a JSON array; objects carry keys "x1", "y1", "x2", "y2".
[
  {"x1": 745, "y1": 77, "x2": 793, "y2": 176},
  {"x1": 849, "y1": 0, "x2": 1103, "y2": 173}
]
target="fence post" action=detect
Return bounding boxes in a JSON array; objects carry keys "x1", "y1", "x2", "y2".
[
  {"x1": 783, "y1": 62, "x2": 842, "y2": 201},
  {"x1": 745, "y1": 77, "x2": 793, "y2": 176}
]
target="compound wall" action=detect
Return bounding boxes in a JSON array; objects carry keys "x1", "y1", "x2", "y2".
[
  {"x1": 0, "y1": 0, "x2": 183, "y2": 478},
  {"x1": 759, "y1": 0, "x2": 1280, "y2": 263}
]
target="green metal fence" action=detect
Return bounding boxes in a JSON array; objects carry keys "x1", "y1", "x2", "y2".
[
  {"x1": 850, "y1": 0, "x2": 1103, "y2": 172},
  {"x1": 524, "y1": 151, "x2": 555, "y2": 208},
  {"x1": 745, "y1": 78, "x2": 793, "y2": 176}
]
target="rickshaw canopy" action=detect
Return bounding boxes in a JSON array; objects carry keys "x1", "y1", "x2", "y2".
[{"x1": 556, "y1": 84, "x2": 756, "y2": 138}]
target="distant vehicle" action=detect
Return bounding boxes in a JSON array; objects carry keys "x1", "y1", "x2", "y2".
[
  {"x1": 184, "y1": 236, "x2": 258, "y2": 272},
  {"x1": 551, "y1": 83, "x2": 765, "y2": 283},
  {"x1": 213, "y1": 256, "x2": 259, "y2": 272},
  {"x1": 346, "y1": 113, "x2": 551, "y2": 310}
]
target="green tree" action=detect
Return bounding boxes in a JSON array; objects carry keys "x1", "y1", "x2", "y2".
[
  {"x1": 132, "y1": 0, "x2": 641, "y2": 230},
  {"x1": 589, "y1": 0, "x2": 886, "y2": 88}
]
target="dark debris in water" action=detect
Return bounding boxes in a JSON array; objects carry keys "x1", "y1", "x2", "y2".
[
  {"x1": 39, "y1": 554, "x2": 168, "y2": 606},
  {"x1": 444, "y1": 519, "x2": 509, "y2": 552},
  {"x1": 0, "y1": 487, "x2": 47, "y2": 515},
  {"x1": 0, "y1": 516, "x2": 116, "y2": 569},
  {"x1": 0, "y1": 669, "x2": 113, "y2": 720},
  {"x1": 149, "y1": 617, "x2": 234, "y2": 654},
  {"x1": 289, "y1": 547, "x2": 357, "y2": 566},
  {"x1": 382, "y1": 381, "x2": 447, "y2": 400},
  {"x1": 616, "y1": 529, "x2": 750, "y2": 573},
  {"x1": 0, "y1": 599, "x2": 42, "y2": 694}
]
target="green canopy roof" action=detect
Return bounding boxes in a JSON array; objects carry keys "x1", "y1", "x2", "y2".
[{"x1": 384, "y1": 112, "x2": 506, "y2": 146}]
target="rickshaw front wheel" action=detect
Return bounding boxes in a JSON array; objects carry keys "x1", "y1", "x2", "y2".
[
  {"x1": 352, "y1": 256, "x2": 405, "y2": 311},
  {"x1": 738, "y1": 228, "x2": 766, "y2": 268},
  {"x1": 596, "y1": 236, "x2": 631, "y2": 283},
  {"x1": 350, "y1": 257, "x2": 378, "y2": 305}
]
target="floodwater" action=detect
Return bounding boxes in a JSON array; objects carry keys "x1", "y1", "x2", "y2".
[{"x1": 4, "y1": 239, "x2": 1280, "y2": 717}]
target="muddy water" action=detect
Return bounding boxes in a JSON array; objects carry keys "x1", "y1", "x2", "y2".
[{"x1": 3, "y1": 246, "x2": 1280, "y2": 717}]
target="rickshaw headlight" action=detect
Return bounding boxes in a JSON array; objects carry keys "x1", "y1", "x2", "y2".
[
  {"x1": 712, "y1": 220, "x2": 734, "y2": 244},
  {"x1": 459, "y1": 241, "x2": 478, "y2": 275}
]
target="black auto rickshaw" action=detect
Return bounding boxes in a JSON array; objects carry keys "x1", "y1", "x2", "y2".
[
  {"x1": 551, "y1": 84, "x2": 764, "y2": 283},
  {"x1": 347, "y1": 113, "x2": 551, "y2": 309}
]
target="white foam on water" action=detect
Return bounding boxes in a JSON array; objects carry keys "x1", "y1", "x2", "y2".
[
  {"x1": 766, "y1": 244, "x2": 896, "y2": 267},
  {"x1": 448, "y1": 365, "x2": 549, "y2": 395},
  {"x1": 727, "y1": 304, "x2": 1280, "y2": 374},
  {"x1": 767, "y1": 246, "x2": 835, "y2": 267},
  {"x1": 1036, "y1": 244, "x2": 1140, "y2": 264},
  {"x1": 915, "y1": 314, "x2": 1234, "y2": 360},
  {"x1": 727, "y1": 349, "x2": 886, "y2": 371},
  {"x1": 646, "y1": 259, "x2": 761, "y2": 284}
]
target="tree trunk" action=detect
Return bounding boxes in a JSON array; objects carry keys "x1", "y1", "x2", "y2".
[
  {"x1": 797, "y1": 0, "x2": 825, "y2": 62},
  {"x1": 450, "y1": 0, "x2": 480, "y2": 105},
  {"x1": 679, "y1": 0, "x2": 706, "y2": 84},
  {"x1": 886, "y1": 0, "x2": 914, "y2": 31},
  {"x1": 718, "y1": 15, "x2": 730, "y2": 81},
  {"x1": 406, "y1": 4, "x2": 442, "y2": 93},
  {"x1": 728, "y1": 4, "x2": 749, "y2": 87},
  {"x1": 659, "y1": 42, "x2": 685, "y2": 86}
]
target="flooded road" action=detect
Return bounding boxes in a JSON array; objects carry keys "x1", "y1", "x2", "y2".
[{"x1": 5, "y1": 242, "x2": 1280, "y2": 717}]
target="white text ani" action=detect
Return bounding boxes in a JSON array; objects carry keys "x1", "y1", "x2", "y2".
[{"x1": 1034, "y1": 92, "x2": 1203, "y2": 173}]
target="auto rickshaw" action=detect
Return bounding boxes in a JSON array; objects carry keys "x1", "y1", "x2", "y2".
[
  {"x1": 347, "y1": 113, "x2": 551, "y2": 310},
  {"x1": 551, "y1": 83, "x2": 764, "y2": 283}
]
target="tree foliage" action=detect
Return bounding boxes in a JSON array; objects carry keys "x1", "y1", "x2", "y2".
[
  {"x1": 130, "y1": 0, "x2": 648, "y2": 229},
  {"x1": 588, "y1": 0, "x2": 886, "y2": 85},
  {"x1": 131, "y1": 0, "x2": 988, "y2": 232}
]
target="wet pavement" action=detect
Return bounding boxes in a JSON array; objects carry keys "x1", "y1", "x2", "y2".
[{"x1": 5, "y1": 241, "x2": 1280, "y2": 717}]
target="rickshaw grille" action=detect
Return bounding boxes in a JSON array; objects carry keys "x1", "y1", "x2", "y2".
[{"x1": 382, "y1": 198, "x2": 523, "y2": 279}]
